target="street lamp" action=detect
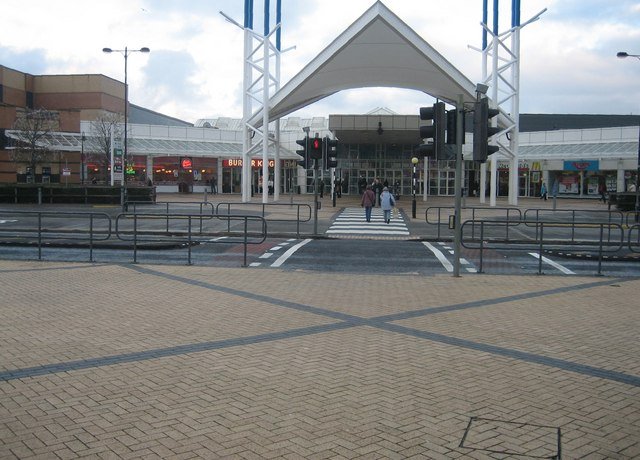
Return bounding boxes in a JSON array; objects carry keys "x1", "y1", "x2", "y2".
[
  {"x1": 411, "y1": 156, "x2": 419, "y2": 218},
  {"x1": 617, "y1": 51, "x2": 640, "y2": 221},
  {"x1": 102, "y1": 46, "x2": 150, "y2": 209}
]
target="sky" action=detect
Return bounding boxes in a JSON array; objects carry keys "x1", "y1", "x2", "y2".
[{"x1": 1, "y1": 0, "x2": 639, "y2": 124}]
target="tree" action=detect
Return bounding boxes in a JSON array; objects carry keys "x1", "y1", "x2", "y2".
[
  {"x1": 88, "y1": 112, "x2": 123, "y2": 183},
  {"x1": 10, "y1": 108, "x2": 59, "y2": 180}
]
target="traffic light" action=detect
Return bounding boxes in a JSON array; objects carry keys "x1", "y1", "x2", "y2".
[
  {"x1": 325, "y1": 137, "x2": 338, "y2": 169},
  {"x1": 472, "y1": 97, "x2": 500, "y2": 163},
  {"x1": 446, "y1": 109, "x2": 465, "y2": 145},
  {"x1": 418, "y1": 102, "x2": 445, "y2": 157},
  {"x1": 309, "y1": 136, "x2": 323, "y2": 160},
  {"x1": 296, "y1": 136, "x2": 308, "y2": 168}
]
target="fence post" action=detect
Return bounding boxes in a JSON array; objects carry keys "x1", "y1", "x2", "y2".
[
  {"x1": 538, "y1": 223, "x2": 544, "y2": 275},
  {"x1": 597, "y1": 224, "x2": 604, "y2": 276},
  {"x1": 89, "y1": 214, "x2": 94, "y2": 262},
  {"x1": 187, "y1": 216, "x2": 192, "y2": 265},
  {"x1": 133, "y1": 214, "x2": 138, "y2": 264},
  {"x1": 37, "y1": 213, "x2": 42, "y2": 260},
  {"x1": 479, "y1": 221, "x2": 484, "y2": 273},
  {"x1": 243, "y1": 216, "x2": 249, "y2": 267}
]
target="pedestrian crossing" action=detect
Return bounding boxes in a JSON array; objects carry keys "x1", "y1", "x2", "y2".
[{"x1": 326, "y1": 207, "x2": 410, "y2": 237}]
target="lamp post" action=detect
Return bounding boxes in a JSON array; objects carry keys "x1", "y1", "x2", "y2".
[
  {"x1": 617, "y1": 51, "x2": 640, "y2": 221},
  {"x1": 411, "y1": 156, "x2": 419, "y2": 218},
  {"x1": 102, "y1": 46, "x2": 150, "y2": 209}
]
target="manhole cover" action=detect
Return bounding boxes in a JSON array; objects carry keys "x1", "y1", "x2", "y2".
[{"x1": 460, "y1": 416, "x2": 561, "y2": 459}]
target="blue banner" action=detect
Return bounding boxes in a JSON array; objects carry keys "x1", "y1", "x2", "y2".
[{"x1": 563, "y1": 160, "x2": 599, "y2": 171}]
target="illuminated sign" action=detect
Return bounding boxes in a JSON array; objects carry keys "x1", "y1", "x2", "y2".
[
  {"x1": 180, "y1": 157, "x2": 193, "y2": 169},
  {"x1": 222, "y1": 159, "x2": 278, "y2": 168}
]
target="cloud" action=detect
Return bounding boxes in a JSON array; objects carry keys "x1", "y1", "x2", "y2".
[
  {"x1": 1, "y1": 0, "x2": 639, "y2": 121},
  {"x1": 0, "y1": 48, "x2": 49, "y2": 74}
]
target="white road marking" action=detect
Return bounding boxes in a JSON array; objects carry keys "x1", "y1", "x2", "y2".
[
  {"x1": 528, "y1": 252, "x2": 576, "y2": 274},
  {"x1": 423, "y1": 241, "x2": 454, "y2": 272},
  {"x1": 259, "y1": 253, "x2": 273, "y2": 259},
  {"x1": 271, "y1": 239, "x2": 312, "y2": 267},
  {"x1": 461, "y1": 258, "x2": 478, "y2": 273},
  {"x1": 208, "y1": 236, "x2": 228, "y2": 242},
  {"x1": 327, "y1": 208, "x2": 409, "y2": 236}
]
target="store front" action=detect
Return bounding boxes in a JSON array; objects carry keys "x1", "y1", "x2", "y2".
[
  {"x1": 546, "y1": 160, "x2": 616, "y2": 198},
  {"x1": 221, "y1": 158, "x2": 299, "y2": 194}
]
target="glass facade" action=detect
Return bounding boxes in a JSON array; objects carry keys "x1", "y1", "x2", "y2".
[{"x1": 318, "y1": 142, "x2": 478, "y2": 198}]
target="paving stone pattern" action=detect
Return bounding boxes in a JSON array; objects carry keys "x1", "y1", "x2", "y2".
[{"x1": 0, "y1": 260, "x2": 639, "y2": 458}]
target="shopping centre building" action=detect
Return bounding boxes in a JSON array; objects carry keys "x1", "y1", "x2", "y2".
[{"x1": 1, "y1": 64, "x2": 638, "y2": 199}]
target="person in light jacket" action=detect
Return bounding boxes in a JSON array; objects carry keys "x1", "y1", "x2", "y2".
[
  {"x1": 361, "y1": 185, "x2": 376, "y2": 222},
  {"x1": 380, "y1": 186, "x2": 396, "y2": 224}
]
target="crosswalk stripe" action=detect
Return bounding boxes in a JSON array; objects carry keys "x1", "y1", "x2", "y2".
[{"x1": 326, "y1": 207, "x2": 410, "y2": 237}]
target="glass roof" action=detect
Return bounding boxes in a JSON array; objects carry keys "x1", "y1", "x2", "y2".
[
  {"x1": 5, "y1": 131, "x2": 299, "y2": 158},
  {"x1": 519, "y1": 142, "x2": 637, "y2": 159}
]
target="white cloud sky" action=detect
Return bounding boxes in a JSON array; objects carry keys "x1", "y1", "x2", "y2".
[{"x1": 2, "y1": 0, "x2": 639, "y2": 123}]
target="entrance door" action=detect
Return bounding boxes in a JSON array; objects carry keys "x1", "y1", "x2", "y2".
[
  {"x1": 387, "y1": 170, "x2": 403, "y2": 196},
  {"x1": 519, "y1": 172, "x2": 530, "y2": 197},
  {"x1": 438, "y1": 169, "x2": 456, "y2": 196},
  {"x1": 357, "y1": 169, "x2": 375, "y2": 194}
]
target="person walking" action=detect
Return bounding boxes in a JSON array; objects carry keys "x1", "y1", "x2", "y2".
[
  {"x1": 380, "y1": 186, "x2": 396, "y2": 224},
  {"x1": 540, "y1": 181, "x2": 547, "y2": 201},
  {"x1": 598, "y1": 181, "x2": 607, "y2": 203},
  {"x1": 361, "y1": 185, "x2": 376, "y2": 222},
  {"x1": 334, "y1": 177, "x2": 342, "y2": 198},
  {"x1": 358, "y1": 175, "x2": 367, "y2": 195}
]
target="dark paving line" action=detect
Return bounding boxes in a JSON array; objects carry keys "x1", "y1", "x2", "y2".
[
  {"x1": 379, "y1": 322, "x2": 640, "y2": 387},
  {"x1": 127, "y1": 265, "x2": 367, "y2": 324},
  {"x1": 0, "y1": 263, "x2": 107, "y2": 274},
  {"x1": 0, "y1": 322, "x2": 352, "y2": 382},
  {"x1": 1, "y1": 265, "x2": 638, "y2": 387},
  {"x1": 374, "y1": 277, "x2": 636, "y2": 323}
]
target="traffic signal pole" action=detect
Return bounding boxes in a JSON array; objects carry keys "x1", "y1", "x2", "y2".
[
  {"x1": 313, "y1": 159, "x2": 319, "y2": 235},
  {"x1": 453, "y1": 94, "x2": 464, "y2": 278}
]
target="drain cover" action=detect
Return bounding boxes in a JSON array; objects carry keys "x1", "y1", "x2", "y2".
[{"x1": 460, "y1": 416, "x2": 561, "y2": 459}]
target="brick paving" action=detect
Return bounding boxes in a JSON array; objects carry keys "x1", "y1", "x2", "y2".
[{"x1": 1, "y1": 260, "x2": 639, "y2": 458}]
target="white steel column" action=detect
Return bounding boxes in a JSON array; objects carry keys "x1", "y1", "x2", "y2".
[
  {"x1": 242, "y1": 27, "x2": 253, "y2": 202},
  {"x1": 475, "y1": 3, "x2": 546, "y2": 206},
  {"x1": 222, "y1": 6, "x2": 282, "y2": 203}
]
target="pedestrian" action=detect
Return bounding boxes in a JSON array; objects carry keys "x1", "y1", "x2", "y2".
[
  {"x1": 598, "y1": 181, "x2": 607, "y2": 203},
  {"x1": 358, "y1": 176, "x2": 367, "y2": 194},
  {"x1": 540, "y1": 181, "x2": 547, "y2": 201},
  {"x1": 211, "y1": 176, "x2": 218, "y2": 194},
  {"x1": 380, "y1": 186, "x2": 396, "y2": 224},
  {"x1": 319, "y1": 179, "x2": 325, "y2": 198},
  {"x1": 361, "y1": 184, "x2": 376, "y2": 222},
  {"x1": 335, "y1": 177, "x2": 342, "y2": 198},
  {"x1": 372, "y1": 178, "x2": 383, "y2": 206}
]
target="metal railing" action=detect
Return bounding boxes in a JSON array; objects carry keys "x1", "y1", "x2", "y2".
[
  {"x1": 0, "y1": 210, "x2": 112, "y2": 262},
  {"x1": 628, "y1": 224, "x2": 640, "y2": 254},
  {"x1": 115, "y1": 212, "x2": 267, "y2": 266},
  {"x1": 0, "y1": 209, "x2": 266, "y2": 266},
  {"x1": 426, "y1": 206, "x2": 522, "y2": 239},
  {"x1": 523, "y1": 208, "x2": 625, "y2": 243},
  {"x1": 461, "y1": 219, "x2": 625, "y2": 275},
  {"x1": 126, "y1": 201, "x2": 215, "y2": 233},
  {"x1": 215, "y1": 202, "x2": 312, "y2": 237}
]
